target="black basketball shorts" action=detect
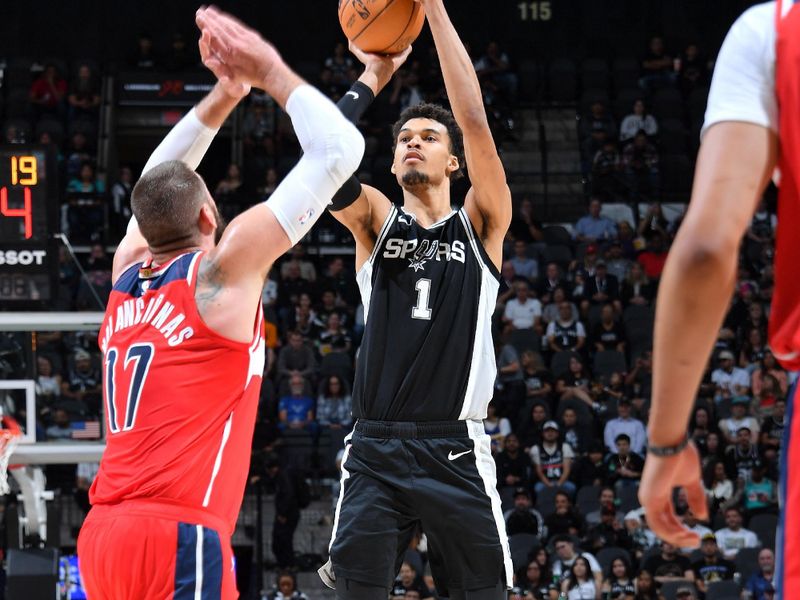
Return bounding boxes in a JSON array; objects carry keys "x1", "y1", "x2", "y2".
[{"x1": 318, "y1": 419, "x2": 513, "y2": 596}]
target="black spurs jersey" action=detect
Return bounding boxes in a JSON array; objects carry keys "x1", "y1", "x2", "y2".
[{"x1": 353, "y1": 205, "x2": 500, "y2": 421}]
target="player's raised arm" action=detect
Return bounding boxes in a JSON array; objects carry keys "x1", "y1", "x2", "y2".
[
  {"x1": 195, "y1": 7, "x2": 364, "y2": 284},
  {"x1": 328, "y1": 43, "x2": 409, "y2": 269},
  {"x1": 420, "y1": 0, "x2": 511, "y2": 265},
  {"x1": 112, "y1": 79, "x2": 249, "y2": 282}
]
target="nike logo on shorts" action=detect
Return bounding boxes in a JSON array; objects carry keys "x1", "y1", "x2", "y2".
[{"x1": 448, "y1": 449, "x2": 472, "y2": 461}]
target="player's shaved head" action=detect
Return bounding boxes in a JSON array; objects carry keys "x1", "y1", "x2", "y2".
[{"x1": 131, "y1": 160, "x2": 214, "y2": 250}]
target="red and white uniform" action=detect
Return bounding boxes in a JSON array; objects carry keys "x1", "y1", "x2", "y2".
[
  {"x1": 78, "y1": 251, "x2": 265, "y2": 599},
  {"x1": 704, "y1": 2, "x2": 800, "y2": 597}
]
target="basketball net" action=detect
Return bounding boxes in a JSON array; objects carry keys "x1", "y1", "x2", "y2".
[{"x1": 0, "y1": 416, "x2": 22, "y2": 495}]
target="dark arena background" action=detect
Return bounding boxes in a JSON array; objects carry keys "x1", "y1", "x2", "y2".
[{"x1": 0, "y1": 1, "x2": 781, "y2": 598}]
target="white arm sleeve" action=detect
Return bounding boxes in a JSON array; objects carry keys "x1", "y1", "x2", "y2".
[
  {"x1": 127, "y1": 107, "x2": 219, "y2": 234},
  {"x1": 702, "y1": 2, "x2": 778, "y2": 138},
  {"x1": 264, "y1": 85, "x2": 364, "y2": 246},
  {"x1": 141, "y1": 108, "x2": 218, "y2": 175}
]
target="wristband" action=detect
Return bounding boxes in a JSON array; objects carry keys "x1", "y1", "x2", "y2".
[
  {"x1": 647, "y1": 435, "x2": 690, "y2": 457},
  {"x1": 336, "y1": 81, "x2": 375, "y2": 123}
]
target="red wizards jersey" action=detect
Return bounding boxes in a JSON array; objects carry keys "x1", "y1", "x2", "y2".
[{"x1": 90, "y1": 251, "x2": 265, "y2": 535}]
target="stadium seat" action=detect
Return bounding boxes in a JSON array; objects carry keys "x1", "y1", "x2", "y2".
[
  {"x1": 586, "y1": 305, "x2": 604, "y2": 331},
  {"x1": 576, "y1": 484, "x2": 601, "y2": 515},
  {"x1": 612, "y1": 57, "x2": 640, "y2": 91},
  {"x1": 749, "y1": 513, "x2": 778, "y2": 550},
  {"x1": 542, "y1": 225, "x2": 572, "y2": 246},
  {"x1": 687, "y1": 86, "x2": 710, "y2": 122},
  {"x1": 550, "y1": 351, "x2": 577, "y2": 378},
  {"x1": 581, "y1": 58, "x2": 610, "y2": 91},
  {"x1": 548, "y1": 58, "x2": 577, "y2": 103},
  {"x1": 500, "y1": 486, "x2": 516, "y2": 512},
  {"x1": 508, "y1": 329, "x2": 541, "y2": 355},
  {"x1": 613, "y1": 88, "x2": 644, "y2": 121},
  {"x1": 659, "y1": 118, "x2": 688, "y2": 154},
  {"x1": 535, "y1": 486, "x2": 567, "y2": 517},
  {"x1": 705, "y1": 580, "x2": 741, "y2": 600},
  {"x1": 4, "y1": 88, "x2": 31, "y2": 119},
  {"x1": 320, "y1": 352, "x2": 354, "y2": 383},
  {"x1": 35, "y1": 116, "x2": 65, "y2": 144},
  {"x1": 660, "y1": 154, "x2": 695, "y2": 198},
  {"x1": 616, "y1": 485, "x2": 640, "y2": 513},
  {"x1": 509, "y1": 533, "x2": 539, "y2": 572},
  {"x1": 596, "y1": 547, "x2": 631, "y2": 573},
  {"x1": 580, "y1": 88, "x2": 610, "y2": 114},
  {"x1": 639, "y1": 546, "x2": 662, "y2": 569},
  {"x1": 556, "y1": 398, "x2": 594, "y2": 429},
  {"x1": 652, "y1": 88, "x2": 685, "y2": 121},
  {"x1": 593, "y1": 350, "x2": 627, "y2": 379},
  {"x1": 519, "y1": 58, "x2": 541, "y2": 102},
  {"x1": 540, "y1": 245, "x2": 573, "y2": 269},
  {"x1": 734, "y1": 547, "x2": 761, "y2": 584}
]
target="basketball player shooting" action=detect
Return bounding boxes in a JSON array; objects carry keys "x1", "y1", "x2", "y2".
[
  {"x1": 76, "y1": 8, "x2": 364, "y2": 599},
  {"x1": 639, "y1": 1, "x2": 797, "y2": 596},
  {"x1": 318, "y1": 1, "x2": 513, "y2": 598}
]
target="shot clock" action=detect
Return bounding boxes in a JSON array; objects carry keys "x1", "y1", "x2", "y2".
[{"x1": 0, "y1": 145, "x2": 58, "y2": 307}]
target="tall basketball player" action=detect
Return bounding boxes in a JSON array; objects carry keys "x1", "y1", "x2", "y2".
[
  {"x1": 638, "y1": 1, "x2": 797, "y2": 597},
  {"x1": 318, "y1": 1, "x2": 513, "y2": 598},
  {"x1": 76, "y1": 8, "x2": 364, "y2": 599}
]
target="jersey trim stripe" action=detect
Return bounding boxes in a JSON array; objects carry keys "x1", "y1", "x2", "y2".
[
  {"x1": 186, "y1": 251, "x2": 202, "y2": 287},
  {"x1": 457, "y1": 209, "x2": 501, "y2": 281},
  {"x1": 202, "y1": 412, "x2": 234, "y2": 507},
  {"x1": 194, "y1": 525, "x2": 204, "y2": 600},
  {"x1": 319, "y1": 429, "x2": 355, "y2": 589},
  {"x1": 466, "y1": 420, "x2": 513, "y2": 588},
  {"x1": 368, "y1": 205, "x2": 398, "y2": 265}
]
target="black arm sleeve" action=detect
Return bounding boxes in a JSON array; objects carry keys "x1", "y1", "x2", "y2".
[{"x1": 330, "y1": 81, "x2": 376, "y2": 211}]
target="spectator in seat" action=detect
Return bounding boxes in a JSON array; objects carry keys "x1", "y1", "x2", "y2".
[
  {"x1": 714, "y1": 506, "x2": 760, "y2": 560},
  {"x1": 474, "y1": 41, "x2": 519, "y2": 107},
  {"x1": 560, "y1": 407, "x2": 588, "y2": 455},
  {"x1": 323, "y1": 41, "x2": 355, "y2": 92},
  {"x1": 639, "y1": 36, "x2": 676, "y2": 91},
  {"x1": 509, "y1": 239, "x2": 538, "y2": 281},
  {"x1": 622, "y1": 130, "x2": 660, "y2": 199},
  {"x1": 315, "y1": 374, "x2": 352, "y2": 430},
  {"x1": 604, "y1": 398, "x2": 646, "y2": 454},
  {"x1": 680, "y1": 510, "x2": 712, "y2": 554},
  {"x1": 503, "y1": 281, "x2": 542, "y2": 332},
  {"x1": 503, "y1": 487, "x2": 546, "y2": 538},
  {"x1": 547, "y1": 303, "x2": 587, "y2": 353},
  {"x1": 760, "y1": 398, "x2": 786, "y2": 461},
  {"x1": 537, "y1": 263, "x2": 569, "y2": 305},
  {"x1": 315, "y1": 312, "x2": 351, "y2": 358},
  {"x1": 678, "y1": 43, "x2": 709, "y2": 95},
  {"x1": 278, "y1": 374, "x2": 314, "y2": 432},
  {"x1": 592, "y1": 140, "x2": 624, "y2": 197},
  {"x1": 642, "y1": 541, "x2": 694, "y2": 585},
  {"x1": 495, "y1": 433, "x2": 531, "y2": 489},
  {"x1": 530, "y1": 421, "x2": 576, "y2": 496},
  {"x1": 605, "y1": 433, "x2": 645, "y2": 491},
  {"x1": 321, "y1": 256, "x2": 359, "y2": 308},
  {"x1": 542, "y1": 287, "x2": 578, "y2": 325},
  {"x1": 520, "y1": 351, "x2": 553, "y2": 408},
  {"x1": 751, "y1": 350, "x2": 788, "y2": 401},
  {"x1": 637, "y1": 202, "x2": 670, "y2": 239},
  {"x1": 574, "y1": 197, "x2": 618, "y2": 243},
  {"x1": 517, "y1": 402, "x2": 549, "y2": 451},
  {"x1": 624, "y1": 349, "x2": 653, "y2": 411},
  {"x1": 605, "y1": 240, "x2": 632, "y2": 283},
  {"x1": 739, "y1": 327, "x2": 768, "y2": 371},
  {"x1": 67, "y1": 161, "x2": 105, "y2": 195},
  {"x1": 484, "y1": 401, "x2": 512, "y2": 453},
  {"x1": 517, "y1": 559, "x2": 551, "y2": 600},
  {"x1": 586, "y1": 503, "x2": 632, "y2": 553},
  {"x1": 571, "y1": 440, "x2": 608, "y2": 488},
  {"x1": 560, "y1": 556, "x2": 599, "y2": 600},
  {"x1": 744, "y1": 548, "x2": 775, "y2": 600},
  {"x1": 743, "y1": 460, "x2": 778, "y2": 518},
  {"x1": 29, "y1": 63, "x2": 66, "y2": 117},
  {"x1": 276, "y1": 331, "x2": 317, "y2": 386},
  {"x1": 550, "y1": 536, "x2": 602, "y2": 591},
  {"x1": 601, "y1": 557, "x2": 636, "y2": 600},
  {"x1": 214, "y1": 163, "x2": 245, "y2": 216},
  {"x1": 585, "y1": 262, "x2": 621, "y2": 312},
  {"x1": 691, "y1": 533, "x2": 735, "y2": 596},
  {"x1": 131, "y1": 33, "x2": 157, "y2": 69},
  {"x1": 110, "y1": 166, "x2": 134, "y2": 236},
  {"x1": 494, "y1": 339, "x2": 526, "y2": 420},
  {"x1": 591, "y1": 303, "x2": 627, "y2": 353},
  {"x1": 35, "y1": 355, "x2": 62, "y2": 407},
  {"x1": 67, "y1": 63, "x2": 101, "y2": 120},
  {"x1": 620, "y1": 99, "x2": 658, "y2": 142},
  {"x1": 268, "y1": 570, "x2": 309, "y2": 600},
  {"x1": 46, "y1": 408, "x2": 73, "y2": 440},
  {"x1": 554, "y1": 355, "x2": 593, "y2": 410},
  {"x1": 281, "y1": 244, "x2": 317, "y2": 283},
  {"x1": 719, "y1": 396, "x2": 760, "y2": 444},
  {"x1": 508, "y1": 197, "x2": 545, "y2": 245},
  {"x1": 61, "y1": 348, "x2": 101, "y2": 416},
  {"x1": 580, "y1": 102, "x2": 617, "y2": 171},
  {"x1": 711, "y1": 351, "x2": 751, "y2": 402},
  {"x1": 704, "y1": 459, "x2": 734, "y2": 515},
  {"x1": 636, "y1": 231, "x2": 669, "y2": 280}
]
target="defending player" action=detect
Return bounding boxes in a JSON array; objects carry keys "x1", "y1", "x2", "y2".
[
  {"x1": 638, "y1": 1, "x2": 797, "y2": 597},
  {"x1": 76, "y1": 8, "x2": 364, "y2": 599},
  {"x1": 319, "y1": 1, "x2": 513, "y2": 598}
]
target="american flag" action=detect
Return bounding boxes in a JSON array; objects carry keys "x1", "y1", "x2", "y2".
[{"x1": 71, "y1": 421, "x2": 101, "y2": 440}]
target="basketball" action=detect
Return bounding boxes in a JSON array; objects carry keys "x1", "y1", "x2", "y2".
[{"x1": 339, "y1": 0, "x2": 426, "y2": 55}]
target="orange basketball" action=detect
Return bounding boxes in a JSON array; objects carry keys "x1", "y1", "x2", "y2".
[{"x1": 339, "y1": 0, "x2": 426, "y2": 55}]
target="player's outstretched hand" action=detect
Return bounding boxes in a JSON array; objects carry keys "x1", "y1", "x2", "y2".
[
  {"x1": 638, "y1": 441, "x2": 708, "y2": 548},
  {"x1": 198, "y1": 29, "x2": 251, "y2": 99},
  {"x1": 195, "y1": 6, "x2": 283, "y2": 89}
]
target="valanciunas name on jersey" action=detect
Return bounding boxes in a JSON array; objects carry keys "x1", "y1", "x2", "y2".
[{"x1": 100, "y1": 293, "x2": 194, "y2": 352}]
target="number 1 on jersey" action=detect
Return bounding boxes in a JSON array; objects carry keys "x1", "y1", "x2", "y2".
[
  {"x1": 412, "y1": 278, "x2": 432, "y2": 320},
  {"x1": 104, "y1": 343, "x2": 155, "y2": 433}
]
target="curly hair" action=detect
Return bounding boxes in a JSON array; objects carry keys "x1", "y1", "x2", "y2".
[{"x1": 391, "y1": 102, "x2": 465, "y2": 181}]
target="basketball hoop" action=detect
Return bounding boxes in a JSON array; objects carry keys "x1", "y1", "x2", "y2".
[{"x1": 0, "y1": 416, "x2": 22, "y2": 495}]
